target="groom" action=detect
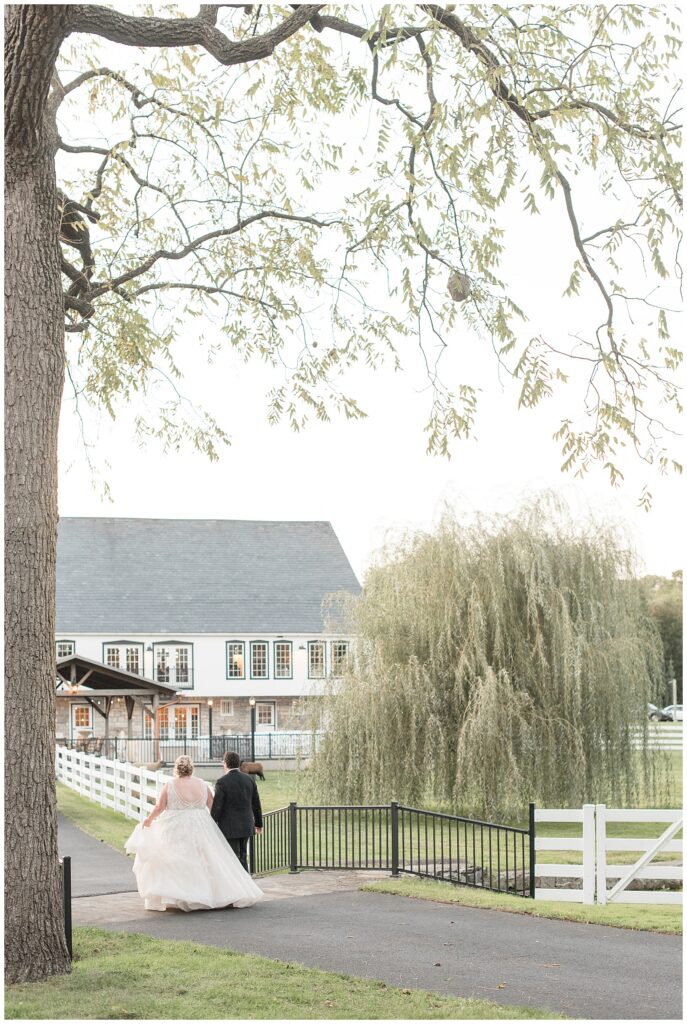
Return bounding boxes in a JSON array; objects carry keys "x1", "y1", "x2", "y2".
[{"x1": 211, "y1": 750, "x2": 263, "y2": 873}]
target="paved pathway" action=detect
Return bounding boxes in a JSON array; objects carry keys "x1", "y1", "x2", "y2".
[{"x1": 60, "y1": 816, "x2": 683, "y2": 1020}]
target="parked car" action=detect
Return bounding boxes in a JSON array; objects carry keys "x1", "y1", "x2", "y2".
[
  {"x1": 662, "y1": 704, "x2": 683, "y2": 722},
  {"x1": 648, "y1": 703, "x2": 671, "y2": 721}
]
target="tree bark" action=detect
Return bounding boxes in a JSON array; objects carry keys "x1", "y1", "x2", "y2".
[{"x1": 4, "y1": 4, "x2": 72, "y2": 984}]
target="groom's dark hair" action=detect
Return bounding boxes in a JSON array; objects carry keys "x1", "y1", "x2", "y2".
[{"x1": 224, "y1": 751, "x2": 241, "y2": 769}]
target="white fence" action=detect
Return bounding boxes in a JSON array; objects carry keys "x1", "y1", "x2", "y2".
[
  {"x1": 535, "y1": 804, "x2": 683, "y2": 905},
  {"x1": 56, "y1": 745, "x2": 169, "y2": 821},
  {"x1": 633, "y1": 724, "x2": 683, "y2": 751}
]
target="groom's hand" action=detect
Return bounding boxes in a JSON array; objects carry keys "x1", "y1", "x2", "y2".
[{"x1": 255, "y1": 827, "x2": 263, "y2": 834}]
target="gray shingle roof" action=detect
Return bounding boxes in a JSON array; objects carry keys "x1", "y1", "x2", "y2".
[{"x1": 56, "y1": 518, "x2": 361, "y2": 634}]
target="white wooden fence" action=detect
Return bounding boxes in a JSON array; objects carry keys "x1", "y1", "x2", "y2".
[
  {"x1": 633, "y1": 724, "x2": 683, "y2": 751},
  {"x1": 56, "y1": 745, "x2": 169, "y2": 821},
  {"x1": 596, "y1": 807, "x2": 683, "y2": 905},
  {"x1": 534, "y1": 804, "x2": 683, "y2": 905}
]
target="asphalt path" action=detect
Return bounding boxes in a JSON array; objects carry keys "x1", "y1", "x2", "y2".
[
  {"x1": 59, "y1": 816, "x2": 683, "y2": 1020},
  {"x1": 58, "y1": 813, "x2": 137, "y2": 897}
]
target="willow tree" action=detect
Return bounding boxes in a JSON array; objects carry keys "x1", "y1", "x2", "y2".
[
  {"x1": 4, "y1": 5, "x2": 682, "y2": 982},
  {"x1": 309, "y1": 501, "x2": 669, "y2": 818}
]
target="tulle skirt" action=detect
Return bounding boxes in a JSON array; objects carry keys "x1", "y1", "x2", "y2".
[{"x1": 125, "y1": 808, "x2": 263, "y2": 911}]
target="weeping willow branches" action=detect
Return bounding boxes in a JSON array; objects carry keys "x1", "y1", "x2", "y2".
[{"x1": 309, "y1": 498, "x2": 671, "y2": 818}]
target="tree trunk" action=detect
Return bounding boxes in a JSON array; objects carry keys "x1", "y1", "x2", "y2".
[{"x1": 4, "y1": 5, "x2": 72, "y2": 984}]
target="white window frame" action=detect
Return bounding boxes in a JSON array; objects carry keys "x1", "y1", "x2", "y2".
[
  {"x1": 250, "y1": 641, "x2": 269, "y2": 680},
  {"x1": 220, "y1": 699, "x2": 234, "y2": 717},
  {"x1": 153, "y1": 642, "x2": 194, "y2": 689},
  {"x1": 103, "y1": 641, "x2": 143, "y2": 675},
  {"x1": 56, "y1": 640, "x2": 75, "y2": 660},
  {"x1": 308, "y1": 640, "x2": 326, "y2": 679},
  {"x1": 256, "y1": 701, "x2": 276, "y2": 731},
  {"x1": 71, "y1": 703, "x2": 93, "y2": 737},
  {"x1": 226, "y1": 641, "x2": 245, "y2": 680},
  {"x1": 330, "y1": 640, "x2": 350, "y2": 677},
  {"x1": 274, "y1": 641, "x2": 292, "y2": 679}
]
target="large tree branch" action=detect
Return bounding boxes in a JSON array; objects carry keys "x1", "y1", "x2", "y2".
[
  {"x1": 67, "y1": 5, "x2": 322, "y2": 63},
  {"x1": 88, "y1": 209, "x2": 337, "y2": 299}
]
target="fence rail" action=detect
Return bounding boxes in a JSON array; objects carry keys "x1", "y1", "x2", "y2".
[
  {"x1": 534, "y1": 804, "x2": 683, "y2": 904},
  {"x1": 56, "y1": 731, "x2": 320, "y2": 765},
  {"x1": 250, "y1": 800, "x2": 534, "y2": 897},
  {"x1": 632, "y1": 724, "x2": 683, "y2": 751},
  {"x1": 56, "y1": 746, "x2": 168, "y2": 820}
]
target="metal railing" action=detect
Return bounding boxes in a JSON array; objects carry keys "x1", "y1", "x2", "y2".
[
  {"x1": 250, "y1": 801, "x2": 535, "y2": 897},
  {"x1": 56, "y1": 732, "x2": 320, "y2": 765},
  {"x1": 61, "y1": 856, "x2": 72, "y2": 960}
]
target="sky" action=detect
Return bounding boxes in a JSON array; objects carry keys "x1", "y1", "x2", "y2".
[
  {"x1": 55, "y1": 8, "x2": 684, "y2": 583},
  {"x1": 58, "y1": 320, "x2": 684, "y2": 582}
]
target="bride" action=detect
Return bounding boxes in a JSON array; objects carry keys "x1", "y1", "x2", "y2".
[{"x1": 125, "y1": 755, "x2": 263, "y2": 911}]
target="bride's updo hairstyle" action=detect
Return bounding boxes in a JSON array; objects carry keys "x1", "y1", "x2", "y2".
[{"x1": 174, "y1": 755, "x2": 194, "y2": 777}]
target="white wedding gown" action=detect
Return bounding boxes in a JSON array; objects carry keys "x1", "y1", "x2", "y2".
[{"x1": 125, "y1": 778, "x2": 264, "y2": 911}]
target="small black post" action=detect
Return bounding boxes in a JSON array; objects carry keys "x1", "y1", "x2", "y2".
[
  {"x1": 528, "y1": 802, "x2": 536, "y2": 899},
  {"x1": 390, "y1": 802, "x2": 399, "y2": 876},
  {"x1": 62, "y1": 856, "x2": 73, "y2": 960},
  {"x1": 248, "y1": 834, "x2": 254, "y2": 876},
  {"x1": 289, "y1": 801, "x2": 299, "y2": 873},
  {"x1": 250, "y1": 702, "x2": 256, "y2": 763}
]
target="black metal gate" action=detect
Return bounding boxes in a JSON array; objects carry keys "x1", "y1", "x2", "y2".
[{"x1": 250, "y1": 801, "x2": 535, "y2": 898}]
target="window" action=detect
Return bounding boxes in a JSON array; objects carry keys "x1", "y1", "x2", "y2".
[
  {"x1": 145, "y1": 705, "x2": 198, "y2": 739},
  {"x1": 331, "y1": 641, "x2": 350, "y2": 676},
  {"x1": 274, "y1": 641, "x2": 292, "y2": 679},
  {"x1": 56, "y1": 640, "x2": 75, "y2": 659},
  {"x1": 73, "y1": 706, "x2": 91, "y2": 728},
  {"x1": 226, "y1": 642, "x2": 245, "y2": 679},
  {"x1": 105, "y1": 646, "x2": 120, "y2": 669},
  {"x1": 220, "y1": 699, "x2": 234, "y2": 717},
  {"x1": 103, "y1": 642, "x2": 143, "y2": 675},
  {"x1": 126, "y1": 647, "x2": 140, "y2": 675},
  {"x1": 156, "y1": 649, "x2": 170, "y2": 683},
  {"x1": 250, "y1": 641, "x2": 268, "y2": 679},
  {"x1": 257, "y1": 701, "x2": 275, "y2": 728},
  {"x1": 176, "y1": 647, "x2": 190, "y2": 685},
  {"x1": 308, "y1": 641, "x2": 325, "y2": 679},
  {"x1": 153, "y1": 643, "x2": 193, "y2": 688}
]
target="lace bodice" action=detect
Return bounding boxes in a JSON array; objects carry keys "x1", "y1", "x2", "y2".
[{"x1": 166, "y1": 779, "x2": 209, "y2": 810}]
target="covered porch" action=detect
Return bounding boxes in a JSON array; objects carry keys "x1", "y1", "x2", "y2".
[{"x1": 56, "y1": 654, "x2": 178, "y2": 755}]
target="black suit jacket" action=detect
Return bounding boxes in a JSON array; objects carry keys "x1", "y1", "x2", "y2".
[{"x1": 211, "y1": 768, "x2": 263, "y2": 840}]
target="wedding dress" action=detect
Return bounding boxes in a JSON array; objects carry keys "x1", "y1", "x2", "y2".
[{"x1": 125, "y1": 778, "x2": 264, "y2": 911}]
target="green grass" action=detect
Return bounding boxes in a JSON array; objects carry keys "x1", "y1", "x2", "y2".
[
  {"x1": 4, "y1": 928, "x2": 564, "y2": 1020},
  {"x1": 58, "y1": 783, "x2": 134, "y2": 851},
  {"x1": 362, "y1": 877, "x2": 683, "y2": 934}
]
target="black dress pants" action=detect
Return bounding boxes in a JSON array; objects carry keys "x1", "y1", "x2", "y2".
[{"x1": 227, "y1": 835, "x2": 250, "y2": 873}]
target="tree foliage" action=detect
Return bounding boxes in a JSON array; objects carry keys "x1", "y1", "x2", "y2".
[
  {"x1": 53, "y1": 4, "x2": 682, "y2": 490},
  {"x1": 641, "y1": 570, "x2": 683, "y2": 701},
  {"x1": 308, "y1": 499, "x2": 672, "y2": 818}
]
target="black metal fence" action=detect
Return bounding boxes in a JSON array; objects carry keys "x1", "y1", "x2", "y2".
[
  {"x1": 57, "y1": 732, "x2": 316, "y2": 764},
  {"x1": 61, "y1": 856, "x2": 72, "y2": 960},
  {"x1": 250, "y1": 801, "x2": 535, "y2": 898}
]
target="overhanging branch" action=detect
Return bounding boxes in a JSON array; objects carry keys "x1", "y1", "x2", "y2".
[{"x1": 67, "y1": 5, "x2": 323, "y2": 64}]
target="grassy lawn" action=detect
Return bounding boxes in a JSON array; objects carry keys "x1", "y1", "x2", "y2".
[
  {"x1": 5, "y1": 928, "x2": 564, "y2": 1020},
  {"x1": 58, "y1": 783, "x2": 134, "y2": 851},
  {"x1": 363, "y1": 877, "x2": 683, "y2": 935}
]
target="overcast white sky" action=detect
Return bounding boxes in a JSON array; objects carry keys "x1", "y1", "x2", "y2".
[
  {"x1": 56, "y1": 10, "x2": 684, "y2": 582},
  {"x1": 58, "y1": 318, "x2": 684, "y2": 581}
]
